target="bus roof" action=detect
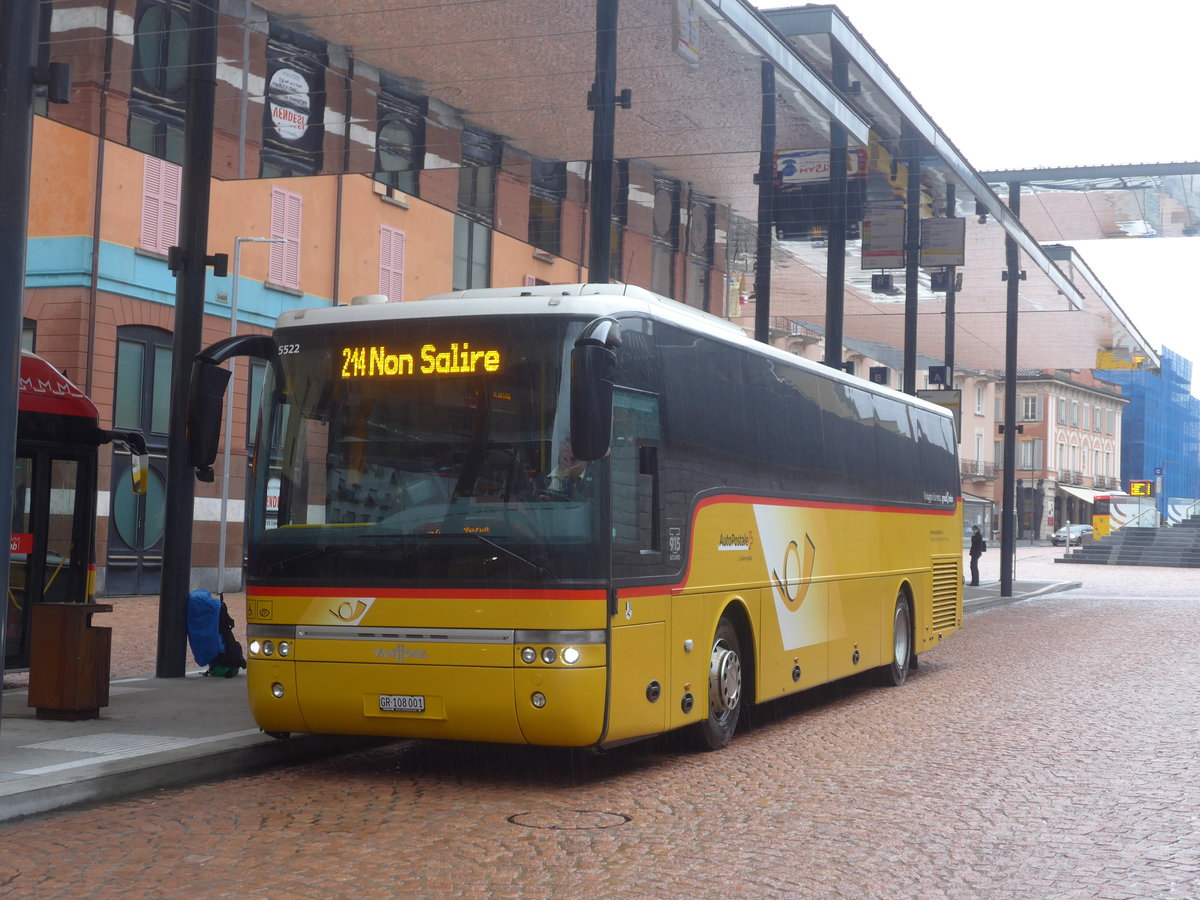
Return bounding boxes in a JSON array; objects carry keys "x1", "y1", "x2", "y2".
[
  {"x1": 19, "y1": 351, "x2": 98, "y2": 420},
  {"x1": 277, "y1": 284, "x2": 953, "y2": 420}
]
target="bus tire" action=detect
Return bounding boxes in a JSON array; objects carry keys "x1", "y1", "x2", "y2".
[
  {"x1": 696, "y1": 615, "x2": 743, "y2": 751},
  {"x1": 878, "y1": 590, "x2": 912, "y2": 687}
]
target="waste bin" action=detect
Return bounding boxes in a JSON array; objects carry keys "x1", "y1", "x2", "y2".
[{"x1": 27, "y1": 602, "x2": 113, "y2": 720}]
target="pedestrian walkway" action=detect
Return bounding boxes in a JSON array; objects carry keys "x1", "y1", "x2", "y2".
[
  {"x1": 0, "y1": 669, "x2": 381, "y2": 823},
  {"x1": 963, "y1": 577, "x2": 1081, "y2": 612},
  {"x1": 1, "y1": 578, "x2": 1079, "y2": 824}
]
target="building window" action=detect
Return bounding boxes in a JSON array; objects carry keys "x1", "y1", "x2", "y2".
[
  {"x1": 529, "y1": 159, "x2": 566, "y2": 256},
  {"x1": 1094, "y1": 406, "x2": 1103, "y2": 432},
  {"x1": 140, "y1": 156, "x2": 181, "y2": 255},
  {"x1": 1020, "y1": 396, "x2": 1043, "y2": 422},
  {"x1": 379, "y1": 225, "x2": 406, "y2": 302},
  {"x1": 453, "y1": 216, "x2": 490, "y2": 290},
  {"x1": 130, "y1": 0, "x2": 188, "y2": 163},
  {"x1": 1056, "y1": 397, "x2": 1067, "y2": 424},
  {"x1": 685, "y1": 197, "x2": 714, "y2": 310},
  {"x1": 652, "y1": 177, "x2": 679, "y2": 297},
  {"x1": 459, "y1": 128, "x2": 501, "y2": 224},
  {"x1": 1107, "y1": 410, "x2": 1115, "y2": 435},
  {"x1": 269, "y1": 187, "x2": 302, "y2": 289},
  {"x1": 115, "y1": 328, "x2": 173, "y2": 437},
  {"x1": 375, "y1": 87, "x2": 425, "y2": 197},
  {"x1": 1018, "y1": 439, "x2": 1043, "y2": 471},
  {"x1": 1069, "y1": 401, "x2": 1079, "y2": 427},
  {"x1": 260, "y1": 22, "x2": 328, "y2": 178},
  {"x1": 1057, "y1": 441, "x2": 1065, "y2": 469},
  {"x1": 975, "y1": 385, "x2": 985, "y2": 415},
  {"x1": 609, "y1": 160, "x2": 629, "y2": 280},
  {"x1": 21, "y1": 318, "x2": 36, "y2": 352}
]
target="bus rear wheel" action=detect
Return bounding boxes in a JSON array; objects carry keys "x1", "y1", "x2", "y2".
[
  {"x1": 878, "y1": 591, "x2": 912, "y2": 687},
  {"x1": 696, "y1": 615, "x2": 743, "y2": 751}
]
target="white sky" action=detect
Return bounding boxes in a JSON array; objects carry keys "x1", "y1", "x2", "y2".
[{"x1": 753, "y1": 0, "x2": 1200, "y2": 389}]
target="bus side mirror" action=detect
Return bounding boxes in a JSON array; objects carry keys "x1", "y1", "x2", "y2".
[
  {"x1": 130, "y1": 452, "x2": 149, "y2": 495},
  {"x1": 187, "y1": 359, "x2": 231, "y2": 483},
  {"x1": 570, "y1": 317, "x2": 621, "y2": 462},
  {"x1": 187, "y1": 334, "x2": 277, "y2": 483}
]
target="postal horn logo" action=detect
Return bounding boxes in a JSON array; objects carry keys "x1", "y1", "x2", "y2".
[
  {"x1": 329, "y1": 598, "x2": 373, "y2": 624},
  {"x1": 771, "y1": 535, "x2": 816, "y2": 612}
]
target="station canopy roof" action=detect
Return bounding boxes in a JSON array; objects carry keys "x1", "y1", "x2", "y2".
[{"x1": 82, "y1": 0, "x2": 1168, "y2": 372}]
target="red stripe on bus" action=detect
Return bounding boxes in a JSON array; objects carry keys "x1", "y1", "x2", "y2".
[{"x1": 249, "y1": 585, "x2": 606, "y2": 601}]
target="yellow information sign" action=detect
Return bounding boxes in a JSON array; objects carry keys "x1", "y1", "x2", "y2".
[{"x1": 1129, "y1": 480, "x2": 1153, "y2": 497}]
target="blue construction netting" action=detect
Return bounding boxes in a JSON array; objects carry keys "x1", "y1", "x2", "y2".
[{"x1": 1098, "y1": 347, "x2": 1200, "y2": 500}]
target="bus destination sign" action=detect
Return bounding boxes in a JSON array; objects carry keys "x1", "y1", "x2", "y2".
[{"x1": 341, "y1": 342, "x2": 502, "y2": 379}]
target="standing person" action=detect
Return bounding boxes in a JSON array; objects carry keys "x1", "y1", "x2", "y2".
[{"x1": 968, "y1": 525, "x2": 985, "y2": 586}]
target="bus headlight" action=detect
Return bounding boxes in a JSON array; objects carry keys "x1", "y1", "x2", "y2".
[
  {"x1": 263, "y1": 641, "x2": 275, "y2": 657},
  {"x1": 541, "y1": 647, "x2": 557, "y2": 664},
  {"x1": 249, "y1": 640, "x2": 262, "y2": 656},
  {"x1": 271, "y1": 683, "x2": 285, "y2": 698},
  {"x1": 278, "y1": 641, "x2": 291, "y2": 658},
  {"x1": 521, "y1": 647, "x2": 537, "y2": 664},
  {"x1": 561, "y1": 647, "x2": 580, "y2": 665},
  {"x1": 531, "y1": 692, "x2": 547, "y2": 708}
]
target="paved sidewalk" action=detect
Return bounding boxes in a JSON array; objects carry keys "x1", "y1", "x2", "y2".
[
  {"x1": 0, "y1": 668, "x2": 382, "y2": 823},
  {"x1": 0, "y1": 577, "x2": 1078, "y2": 824},
  {"x1": 963, "y1": 577, "x2": 1082, "y2": 612}
]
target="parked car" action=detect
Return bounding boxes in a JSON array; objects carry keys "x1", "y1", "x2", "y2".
[{"x1": 1051, "y1": 524, "x2": 1094, "y2": 546}]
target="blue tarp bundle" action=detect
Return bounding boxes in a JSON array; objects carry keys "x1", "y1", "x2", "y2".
[{"x1": 187, "y1": 589, "x2": 224, "y2": 667}]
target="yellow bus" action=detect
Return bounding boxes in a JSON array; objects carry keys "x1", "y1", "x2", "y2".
[{"x1": 190, "y1": 283, "x2": 962, "y2": 750}]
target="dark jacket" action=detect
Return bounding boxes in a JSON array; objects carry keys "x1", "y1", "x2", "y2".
[{"x1": 969, "y1": 530, "x2": 984, "y2": 559}]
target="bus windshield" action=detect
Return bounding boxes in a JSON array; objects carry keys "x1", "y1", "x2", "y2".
[{"x1": 249, "y1": 315, "x2": 606, "y2": 587}]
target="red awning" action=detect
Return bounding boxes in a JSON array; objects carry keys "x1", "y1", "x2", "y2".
[{"x1": 18, "y1": 351, "x2": 98, "y2": 420}]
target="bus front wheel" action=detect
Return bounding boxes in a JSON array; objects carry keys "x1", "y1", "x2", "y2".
[
  {"x1": 697, "y1": 615, "x2": 743, "y2": 751},
  {"x1": 878, "y1": 591, "x2": 912, "y2": 687}
]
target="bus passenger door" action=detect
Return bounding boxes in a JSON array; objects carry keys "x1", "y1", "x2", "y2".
[{"x1": 607, "y1": 388, "x2": 668, "y2": 742}]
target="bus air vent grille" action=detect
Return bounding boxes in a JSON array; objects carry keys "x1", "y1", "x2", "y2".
[{"x1": 929, "y1": 556, "x2": 961, "y2": 630}]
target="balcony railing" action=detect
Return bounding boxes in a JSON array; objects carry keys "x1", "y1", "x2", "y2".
[{"x1": 960, "y1": 459, "x2": 996, "y2": 478}]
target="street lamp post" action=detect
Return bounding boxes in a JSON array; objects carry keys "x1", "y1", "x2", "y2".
[{"x1": 218, "y1": 236, "x2": 284, "y2": 595}]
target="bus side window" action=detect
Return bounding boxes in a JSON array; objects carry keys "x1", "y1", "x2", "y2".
[{"x1": 612, "y1": 389, "x2": 661, "y2": 565}]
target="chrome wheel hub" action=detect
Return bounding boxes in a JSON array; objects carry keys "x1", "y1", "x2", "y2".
[{"x1": 709, "y1": 641, "x2": 741, "y2": 714}]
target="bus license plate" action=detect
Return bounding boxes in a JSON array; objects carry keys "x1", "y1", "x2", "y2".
[{"x1": 379, "y1": 694, "x2": 425, "y2": 713}]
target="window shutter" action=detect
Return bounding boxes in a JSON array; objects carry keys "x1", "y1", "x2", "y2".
[
  {"x1": 141, "y1": 157, "x2": 160, "y2": 251},
  {"x1": 141, "y1": 157, "x2": 181, "y2": 254},
  {"x1": 270, "y1": 187, "x2": 303, "y2": 288},
  {"x1": 161, "y1": 160, "x2": 181, "y2": 250},
  {"x1": 269, "y1": 187, "x2": 287, "y2": 285},
  {"x1": 379, "y1": 225, "x2": 405, "y2": 301}
]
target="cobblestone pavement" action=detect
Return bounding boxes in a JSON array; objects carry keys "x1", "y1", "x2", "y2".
[{"x1": 2, "y1": 556, "x2": 1198, "y2": 898}]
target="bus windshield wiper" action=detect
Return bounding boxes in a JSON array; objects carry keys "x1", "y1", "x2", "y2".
[{"x1": 468, "y1": 532, "x2": 555, "y2": 581}]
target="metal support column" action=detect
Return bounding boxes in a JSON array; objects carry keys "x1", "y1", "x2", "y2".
[
  {"x1": 902, "y1": 121, "x2": 920, "y2": 394},
  {"x1": 823, "y1": 123, "x2": 847, "y2": 369},
  {"x1": 753, "y1": 61, "x2": 775, "y2": 344},
  {"x1": 0, "y1": 0, "x2": 40, "y2": 721},
  {"x1": 587, "y1": 0, "x2": 620, "y2": 285},
  {"x1": 157, "y1": 0, "x2": 220, "y2": 677},
  {"x1": 943, "y1": 184, "x2": 957, "y2": 378},
  {"x1": 1000, "y1": 181, "x2": 1021, "y2": 597},
  {"x1": 822, "y1": 46, "x2": 850, "y2": 369}
]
